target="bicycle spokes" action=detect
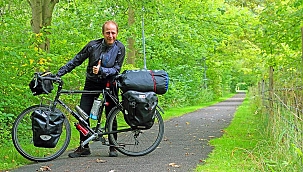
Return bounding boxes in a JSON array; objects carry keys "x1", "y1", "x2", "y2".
[{"x1": 107, "y1": 107, "x2": 164, "y2": 156}]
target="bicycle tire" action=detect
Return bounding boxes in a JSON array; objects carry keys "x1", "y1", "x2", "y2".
[
  {"x1": 12, "y1": 105, "x2": 71, "y2": 162},
  {"x1": 107, "y1": 106, "x2": 164, "y2": 156}
]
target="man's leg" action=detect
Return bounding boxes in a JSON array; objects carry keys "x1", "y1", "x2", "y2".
[{"x1": 105, "y1": 84, "x2": 118, "y2": 157}]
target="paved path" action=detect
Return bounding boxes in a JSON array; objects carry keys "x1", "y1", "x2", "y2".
[{"x1": 11, "y1": 93, "x2": 245, "y2": 172}]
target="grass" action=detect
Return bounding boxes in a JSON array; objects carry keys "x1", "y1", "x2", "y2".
[
  {"x1": 195, "y1": 97, "x2": 265, "y2": 171},
  {"x1": 0, "y1": 93, "x2": 236, "y2": 171},
  {"x1": 1, "y1": 126, "x2": 80, "y2": 171}
]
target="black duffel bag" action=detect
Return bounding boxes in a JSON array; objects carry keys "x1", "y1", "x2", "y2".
[
  {"x1": 122, "y1": 90, "x2": 158, "y2": 129},
  {"x1": 118, "y1": 70, "x2": 169, "y2": 94},
  {"x1": 31, "y1": 107, "x2": 65, "y2": 148}
]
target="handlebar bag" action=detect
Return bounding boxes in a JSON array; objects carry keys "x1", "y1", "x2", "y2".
[
  {"x1": 118, "y1": 70, "x2": 169, "y2": 95},
  {"x1": 31, "y1": 107, "x2": 65, "y2": 148},
  {"x1": 29, "y1": 72, "x2": 54, "y2": 96},
  {"x1": 122, "y1": 90, "x2": 158, "y2": 129}
]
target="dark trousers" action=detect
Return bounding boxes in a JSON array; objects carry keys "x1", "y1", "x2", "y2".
[{"x1": 79, "y1": 78, "x2": 117, "y2": 147}]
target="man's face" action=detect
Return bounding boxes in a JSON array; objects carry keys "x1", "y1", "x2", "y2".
[{"x1": 102, "y1": 23, "x2": 118, "y2": 45}]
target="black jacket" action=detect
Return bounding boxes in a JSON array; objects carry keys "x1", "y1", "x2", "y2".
[{"x1": 57, "y1": 38, "x2": 125, "y2": 82}]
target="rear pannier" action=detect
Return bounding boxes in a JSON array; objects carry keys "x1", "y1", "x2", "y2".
[{"x1": 122, "y1": 91, "x2": 158, "y2": 129}]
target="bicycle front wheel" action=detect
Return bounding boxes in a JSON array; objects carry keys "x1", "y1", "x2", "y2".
[
  {"x1": 12, "y1": 105, "x2": 71, "y2": 162},
  {"x1": 107, "y1": 107, "x2": 164, "y2": 156}
]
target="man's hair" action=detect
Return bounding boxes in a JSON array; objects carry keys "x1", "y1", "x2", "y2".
[{"x1": 102, "y1": 21, "x2": 119, "y2": 33}]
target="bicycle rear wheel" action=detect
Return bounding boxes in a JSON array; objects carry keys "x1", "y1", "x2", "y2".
[
  {"x1": 107, "y1": 107, "x2": 164, "y2": 156},
  {"x1": 12, "y1": 105, "x2": 71, "y2": 162}
]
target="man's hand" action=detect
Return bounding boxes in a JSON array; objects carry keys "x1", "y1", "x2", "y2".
[{"x1": 93, "y1": 60, "x2": 101, "y2": 74}]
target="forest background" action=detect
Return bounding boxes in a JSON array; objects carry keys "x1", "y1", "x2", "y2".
[{"x1": 1, "y1": 0, "x2": 302, "y2": 171}]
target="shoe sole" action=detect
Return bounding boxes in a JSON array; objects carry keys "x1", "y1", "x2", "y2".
[
  {"x1": 68, "y1": 152, "x2": 91, "y2": 158},
  {"x1": 109, "y1": 152, "x2": 118, "y2": 157}
]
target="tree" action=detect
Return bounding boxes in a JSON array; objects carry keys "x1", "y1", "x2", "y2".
[
  {"x1": 127, "y1": 5, "x2": 136, "y2": 64},
  {"x1": 27, "y1": 0, "x2": 59, "y2": 52}
]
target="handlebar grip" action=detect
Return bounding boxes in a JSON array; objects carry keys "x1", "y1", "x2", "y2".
[
  {"x1": 34, "y1": 72, "x2": 63, "y2": 94},
  {"x1": 114, "y1": 74, "x2": 121, "y2": 80}
]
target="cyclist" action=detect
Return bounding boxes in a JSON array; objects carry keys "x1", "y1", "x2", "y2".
[{"x1": 56, "y1": 20, "x2": 125, "y2": 158}]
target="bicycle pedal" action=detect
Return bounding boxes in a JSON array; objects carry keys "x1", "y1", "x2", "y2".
[
  {"x1": 93, "y1": 137, "x2": 100, "y2": 141},
  {"x1": 92, "y1": 136, "x2": 104, "y2": 142},
  {"x1": 100, "y1": 137, "x2": 106, "y2": 144}
]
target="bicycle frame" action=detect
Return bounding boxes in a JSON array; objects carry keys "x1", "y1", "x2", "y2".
[
  {"x1": 12, "y1": 73, "x2": 165, "y2": 161},
  {"x1": 44, "y1": 78, "x2": 114, "y2": 146}
]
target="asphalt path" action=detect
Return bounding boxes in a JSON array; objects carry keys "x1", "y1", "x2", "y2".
[{"x1": 11, "y1": 93, "x2": 245, "y2": 172}]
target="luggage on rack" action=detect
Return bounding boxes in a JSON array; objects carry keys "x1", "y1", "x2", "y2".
[
  {"x1": 118, "y1": 70, "x2": 169, "y2": 95},
  {"x1": 31, "y1": 107, "x2": 65, "y2": 148},
  {"x1": 122, "y1": 90, "x2": 158, "y2": 129}
]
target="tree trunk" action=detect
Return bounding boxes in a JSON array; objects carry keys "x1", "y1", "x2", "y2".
[
  {"x1": 27, "y1": 0, "x2": 59, "y2": 52},
  {"x1": 127, "y1": 5, "x2": 136, "y2": 65}
]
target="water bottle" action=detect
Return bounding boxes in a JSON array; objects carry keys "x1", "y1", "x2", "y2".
[
  {"x1": 90, "y1": 99, "x2": 101, "y2": 120},
  {"x1": 75, "y1": 105, "x2": 89, "y2": 120}
]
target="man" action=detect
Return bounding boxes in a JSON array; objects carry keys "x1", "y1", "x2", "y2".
[{"x1": 56, "y1": 21, "x2": 125, "y2": 158}]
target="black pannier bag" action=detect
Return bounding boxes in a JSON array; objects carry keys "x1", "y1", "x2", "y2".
[
  {"x1": 122, "y1": 90, "x2": 158, "y2": 129},
  {"x1": 31, "y1": 107, "x2": 65, "y2": 148},
  {"x1": 29, "y1": 72, "x2": 54, "y2": 96},
  {"x1": 118, "y1": 70, "x2": 169, "y2": 95}
]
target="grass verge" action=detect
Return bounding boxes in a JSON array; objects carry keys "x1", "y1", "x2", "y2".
[
  {"x1": 195, "y1": 97, "x2": 265, "y2": 171},
  {"x1": 0, "y1": 127, "x2": 80, "y2": 171}
]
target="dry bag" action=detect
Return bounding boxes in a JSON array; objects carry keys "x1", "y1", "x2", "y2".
[{"x1": 118, "y1": 70, "x2": 169, "y2": 94}]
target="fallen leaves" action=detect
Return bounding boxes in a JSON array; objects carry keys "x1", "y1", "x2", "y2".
[
  {"x1": 185, "y1": 152, "x2": 195, "y2": 156},
  {"x1": 36, "y1": 165, "x2": 51, "y2": 171},
  {"x1": 163, "y1": 136, "x2": 169, "y2": 141},
  {"x1": 199, "y1": 159, "x2": 206, "y2": 163},
  {"x1": 96, "y1": 158, "x2": 107, "y2": 163},
  {"x1": 168, "y1": 163, "x2": 181, "y2": 168}
]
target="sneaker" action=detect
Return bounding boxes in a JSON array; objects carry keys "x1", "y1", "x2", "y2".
[
  {"x1": 68, "y1": 147, "x2": 91, "y2": 158},
  {"x1": 109, "y1": 147, "x2": 118, "y2": 157}
]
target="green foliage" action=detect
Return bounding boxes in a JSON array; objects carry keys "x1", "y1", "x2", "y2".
[
  {"x1": 0, "y1": 110, "x2": 14, "y2": 144},
  {"x1": 1, "y1": 0, "x2": 303, "y2": 170}
]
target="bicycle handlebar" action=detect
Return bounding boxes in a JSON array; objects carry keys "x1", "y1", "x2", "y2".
[
  {"x1": 35, "y1": 73, "x2": 62, "y2": 83},
  {"x1": 34, "y1": 72, "x2": 123, "y2": 95},
  {"x1": 33, "y1": 72, "x2": 63, "y2": 94}
]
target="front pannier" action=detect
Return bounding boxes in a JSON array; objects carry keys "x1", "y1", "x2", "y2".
[
  {"x1": 29, "y1": 72, "x2": 54, "y2": 96},
  {"x1": 31, "y1": 107, "x2": 65, "y2": 148},
  {"x1": 122, "y1": 91, "x2": 158, "y2": 129},
  {"x1": 118, "y1": 70, "x2": 169, "y2": 95}
]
